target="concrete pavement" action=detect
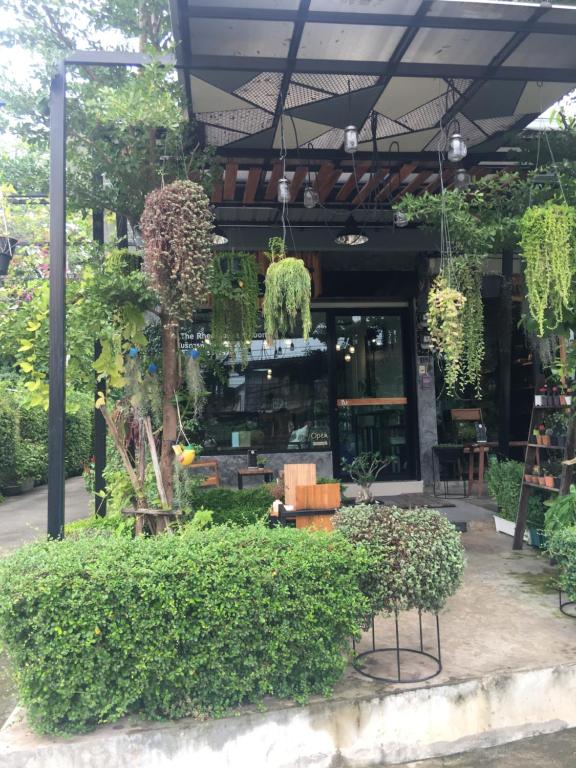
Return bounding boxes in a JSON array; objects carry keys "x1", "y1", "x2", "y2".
[{"x1": 0, "y1": 478, "x2": 91, "y2": 554}]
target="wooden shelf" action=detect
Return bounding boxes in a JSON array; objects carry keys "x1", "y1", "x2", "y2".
[
  {"x1": 527, "y1": 443, "x2": 565, "y2": 449},
  {"x1": 533, "y1": 404, "x2": 572, "y2": 410},
  {"x1": 522, "y1": 481, "x2": 559, "y2": 492}
]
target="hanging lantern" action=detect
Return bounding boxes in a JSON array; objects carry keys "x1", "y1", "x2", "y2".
[
  {"x1": 335, "y1": 215, "x2": 369, "y2": 246},
  {"x1": 447, "y1": 132, "x2": 467, "y2": 163},
  {"x1": 454, "y1": 168, "x2": 471, "y2": 190},
  {"x1": 277, "y1": 177, "x2": 290, "y2": 204},
  {"x1": 344, "y1": 125, "x2": 359, "y2": 154},
  {"x1": 303, "y1": 185, "x2": 319, "y2": 209},
  {"x1": 393, "y1": 212, "x2": 409, "y2": 229}
]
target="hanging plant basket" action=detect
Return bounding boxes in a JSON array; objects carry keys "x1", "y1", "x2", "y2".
[
  {"x1": 427, "y1": 274, "x2": 466, "y2": 396},
  {"x1": 520, "y1": 204, "x2": 576, "y2": 337},
  {"x1": 263, "y1": 237, "x2": 312, "y2": 344},
  {"x1": 210, "y1": 251, "x2": 259, "y2": 365}
]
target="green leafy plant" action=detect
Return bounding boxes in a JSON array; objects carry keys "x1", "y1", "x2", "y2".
[
  {"x1": 548, "y1": 525, "x2": 576, "y2": 601},
  {"x1": 486, "y1": 457, "x2": 545, "y2": 524},
  {"x1": 427, "y1": 274, "x2": 466, "y2": 395},
  {"x1": 520, "y1": 204, "x2": 576, "y2": 337},
  {"x1": 209, "y1": 251, "x2": 259, "y2": 366},
  {"x1": 341, "y1": 451, "x2": 390, "y2": 502},
  {"x1": 545, "y1": 485, "x2": 576, "y2": 538},
  {"x1": 263, "y1": 237, "x2": 311, "y2": 344},
  {"x1": 333, "y1": 504, "x2": 466, "y2": 615},
  {"x1": 0, "y1": 526, "x2": 370, "y2": 734},
  {"x1": 179, "y1": 485, "x2": 273, "y2": 526}
]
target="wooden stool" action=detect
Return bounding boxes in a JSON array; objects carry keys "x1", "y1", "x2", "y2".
[{"x1": 463, "y1": 444, "x2": 489, "y2": 497}]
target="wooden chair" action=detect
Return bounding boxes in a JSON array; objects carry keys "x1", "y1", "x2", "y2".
[
  {"x1": 185, "y1": 459, "x2": 220, "y2": 487},
  {"x1": 450, "y1": 409, "x2": 488, "y2": 497}
]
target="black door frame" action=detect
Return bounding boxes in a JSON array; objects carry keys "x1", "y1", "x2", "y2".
[{"x1": 326, "y1": 307, "x2": 419, "y2": 481}]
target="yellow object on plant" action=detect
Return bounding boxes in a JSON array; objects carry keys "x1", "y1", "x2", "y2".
[{"x1": 179, "y1": 447, "x2": 196, "y2": 466}]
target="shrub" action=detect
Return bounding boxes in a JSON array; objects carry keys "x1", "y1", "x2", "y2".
[
  {"x1": 0, "y1": 525, "x2": 370, "y2": 735},
  {"x1": 0, "y1": 398, "x2": 18, "y2": 488},
  {"x1": 333, "y1": 504, "x2": 465, "y2": 615},
  {"x1": 65, "y1": 396, "x2": 93, "y2": 478},
  {"x1": 180, "y1": 484, "x2": 273, "y2": 526},
  {"x1": 548, "y1": 526, "x2": 576, "y2": 599},
  {"x1": 65, "y1": 512, "x2": 135, "y2": 538},
  {"x1": 486, "y1": 457, "x2": 546, "y2": 524},
  {"x1": 545, "y1": 485, "x2": 576, "y2": 538}
]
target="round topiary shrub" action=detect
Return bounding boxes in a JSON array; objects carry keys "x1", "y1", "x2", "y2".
[{"x1": 333, "y1": 504, "x2": 466, "y2": 615}]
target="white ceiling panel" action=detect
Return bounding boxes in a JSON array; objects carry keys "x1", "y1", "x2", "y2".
[
  {"x1": 403, "y1": 27, "x2": 513, "y2": 65},
  {"x1": 298, "y1": 23, "x2": 406, "y2": 61},
  {"x1": 504, "y1": 34, "x2": 576, "y2": 69},
  {"x1": 189, "y1": 18, "x2": 293, "y2": 57}
]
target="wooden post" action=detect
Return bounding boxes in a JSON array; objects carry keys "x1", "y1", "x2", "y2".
[{"x1": 498, "y1": 249, "x2": 513, "y2": 458}]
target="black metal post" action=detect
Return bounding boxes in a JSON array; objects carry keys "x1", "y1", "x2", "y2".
[
  {"x1": 47, "y1": 61, "x2": 67, "y2": 539},
  {"x1": 92, "y1": 209, "x2": 107, "y2": 517},
  {"x1": 498, "y1": 249, "x2": 513, "y2": 458}
]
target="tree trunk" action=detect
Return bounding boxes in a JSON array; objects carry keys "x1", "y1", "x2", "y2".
[{"x1": 161, "y1": 314, "x2": 178, "y2": 506}]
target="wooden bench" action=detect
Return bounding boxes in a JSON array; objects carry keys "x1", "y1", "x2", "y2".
[{"x1": 184, "y1": 460, "x2": 220, "y2": 487}]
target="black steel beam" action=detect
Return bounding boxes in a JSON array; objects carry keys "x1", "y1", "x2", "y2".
[
  {"x1": 47, "y1": 61, "x2": 67, "y2": 540},
  {"x1": 183, "y1": 4, "x2": 576, "y2": 37},
  {"x1": 183, "y1": 55, "x2": 576, "y2": 82},
  {"x1": 213, "y1": 146, "x2": 526, "y2": 161}
]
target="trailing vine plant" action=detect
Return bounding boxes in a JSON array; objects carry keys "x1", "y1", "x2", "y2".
[
  {"x1": 263, "y1": 237, "x2": 311, "y2": 344},
  {"x1": 520, "y1": 204, "x2": 576, "y2": 337},
  {"x1": 209, "y1": 251, "x2": 259, "y2": 366},
  {"x1": 427, "y1": 275, "x2": 466, "y2": 396},
  {"x1": 140, "y1": 179, "x2": 214, "y2": 504}
]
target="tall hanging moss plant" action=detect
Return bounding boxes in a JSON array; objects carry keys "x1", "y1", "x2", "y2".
[
  {"x1": 263, "y1": 237, "x2": 311, "y2": 343},
  {"x1": 520, "y1": 204, "x2": 576, "y2": 337},
  {"x1": 427, "y1": 274, "x2": 466, "y2": 396},
  {"x1": 209, "y1": 251, "x2": 259, "y2": 365}
]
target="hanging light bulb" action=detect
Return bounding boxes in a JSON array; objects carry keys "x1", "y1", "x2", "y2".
[
  {"x1": 393, "y1": 211, "x2": 409, "y2": 229},
  {"x1": 349, "y1": 345, "x2": 356, "y2": 354},
  {"x1": 447, "y1": 132, "x2": 467, "y2": 163},
  {"x1": 303, "y1": 185, "x2": 319, "y2": 209},
  {"x1": 335, "y1": 215, "x2": 369, "y2": 246},
  {"x1": 278, "y1": 177, "x2": 290, "y2": 204},
  {"x1": 335, "y1": 343, "x2": 341, "y2": 352},
  {"x1": 344, "y1": 353, "x2": 352, "y2": 362},
  {"x1": 344, "y1": 125, "x2": 359, "y2": 154},
  {"x1": 284, "y1": 338, "x2": 292, "y2": 348},
  {"x1": 454, "y1": 168, "x2": 471, "y2": 190},
  {"x1": 213, "y1": 225, "x2": 229, "y2": 245}
]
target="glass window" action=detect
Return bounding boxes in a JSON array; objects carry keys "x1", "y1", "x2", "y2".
[{"x1": 182, "y1": 312, "x2": 329, "y2": 453}]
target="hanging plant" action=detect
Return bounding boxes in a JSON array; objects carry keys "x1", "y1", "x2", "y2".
[
  {"x1": 140, "y1": 180, "x2": 214, "y2": 320},
  {"x1": 183, "y1": 348, "x2": 206, "y2": 420},
  {"x1": 209, "y1": 251, "x2": 259, "y2": 365},
  {"x1": 427, "y1": 274, "x2": 466, "y2": 396},
  {"x1": 520, "y1": 204, "x2": 576, "y2": 337},
  {"x1": 263, "y1": 237, "x2": 311, "y2": 344},
  {"x1": 453, "y1": 254, "x2": 485, "y2": 397}
]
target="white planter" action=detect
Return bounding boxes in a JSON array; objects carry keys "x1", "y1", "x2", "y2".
[{"x1": 493, "y1": 514, "x2": 529, "y2": 542}]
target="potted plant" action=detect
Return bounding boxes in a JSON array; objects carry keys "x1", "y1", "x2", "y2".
[
  {"x1": 262, "y1": 237, "x2": 312, "y2": 344},
  {"x1": 426, "y1": 274, "x2": 466, "y2": 396},
  {"x1": 486, "y1": 458, "x2": 530, "y2": 540},
  {"x1": 341, "y1": 451, "x2": 391, "y2": 503}
]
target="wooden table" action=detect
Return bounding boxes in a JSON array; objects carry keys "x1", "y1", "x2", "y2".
[
  {"x1": 237, "y1": 467, "x2": 274, "y2": 490},
  {"x1": 463, "y1": 443, "x2": 490, "y2": 497}
]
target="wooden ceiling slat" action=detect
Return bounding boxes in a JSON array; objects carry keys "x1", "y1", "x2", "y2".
[
  {"x1": 289, "y1": 166, "x2": 308, "y2": 202},
  {"x1": 318, "y1": 168, "x2": 341, "y2": 203},
  {"x1": 393, "y1": 171, "x2": 432, "y2": 201},
  {"x1": 265, "y1": 161, "x2": 283, "y2": 201},
  {"x1": 376, "y1": 163, "x2": 418, "y2": 202},
  {"x1": 211, "y1": 181, "x2": 223, "y2": 204},
  {"x1": 313, "y1": 162, "x2": 334, "y2": 193},
  {"x1": 223, "y1": 162, "x2": 238, "y2": 201},
  {"x1": 426, "y1": 168, "x2": 454, "y2": 195},
  {"x1": 336, "y1": 163, "x2": 371, "y2": 203},
  {"x1": 243, "y1": 167, "x2": 262, "y2": 204},
  {"x1": 351, "y1": 168, "x2": 389, "y2": 207}
]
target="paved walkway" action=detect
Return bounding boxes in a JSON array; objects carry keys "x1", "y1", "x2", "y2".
[
  {"x1": 397, "y1": 728, "x2": 576, "y2": 767},
  {"x1": 0, "y1": 478, "x2": 91, "y2": 555}
]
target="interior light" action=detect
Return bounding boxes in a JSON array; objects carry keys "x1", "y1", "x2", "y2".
[
  {"x1": 344, "y1": 354, "x2": 352, "y2": 362},
  {"x1": 285, "y1": 339, "x2": 292, "y2": 347},
  {"x1": 344, "y1": 125, "x2": 359, "y2": 154},
  {"x1": 213, "y1": 225, "x2": 229, "y2": 245},
  {"x1": 447, "y1": 132, "x2": 467, "y2": 163},
  {"x1": 349, "y1": 345, "x2": 356, "y2": 354},
  {"x1": 303, "y1": 185, "x2": 319, "y2": 209},
  {"x1": 278, "y1": 177, "x2": 290, "y2": 204},
  {"x1": 336, "y1": 343, "x2": 341, "y2": 351},
  {"x1": 454, "y1": 168, "x2": 471, "y2": 190},
  {"x1": 335, "y1": 215, "x2": 369, "y2": 246}
]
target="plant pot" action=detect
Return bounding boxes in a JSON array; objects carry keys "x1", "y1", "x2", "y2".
[
  {"x1": 539, "y1": 476, "x2": 547, "y2": 486},
  {"x1": 535, "y1": 435, "x2": 542, "y2": 445},
  {"x1": 565, "y1": 396, "x2": 572, "y2": 406},
  {"x1": 544, "y1": 476, "x2": 554, "y2": 488},
  {"x1": 494, "y1": 514, "x2": 529, "y2": 542},
  {"x1": 529, "y1": 528, "x2": 547, "y2": 549},
  {"x1": 524, "y1": 474, "x2": 531, "y2": 483},
  {"x1": 535, "y1": 395, "x2": 543, "y2": 406},
  {"x1": 542, "y1": 435, "x2": 551, "y2": 446}
]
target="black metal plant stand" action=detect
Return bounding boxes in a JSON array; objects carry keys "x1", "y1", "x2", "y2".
[
  {"x1": 559, "y1": 589, "x2": 576, "y2": 618},
  {"x1": 352, "y1": 610, "x2": 442, "y2": 683}
]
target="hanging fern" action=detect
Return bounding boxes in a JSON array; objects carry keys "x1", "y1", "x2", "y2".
[
  {"x1": 263, "y1": 237, "x2": 311, "y2": 343},
  {"x1": 520, "y1": 204, "x2": 576, "y2": 337},
  {"x1": 427, "y1": 274, "x2": 466, "y2": 396},
  {"x1": 209, "y1": 251, "x2": 259, "y2": 366}
]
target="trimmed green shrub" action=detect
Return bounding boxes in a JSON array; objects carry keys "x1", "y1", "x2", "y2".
[
  {"x1": 548, "y1": 526, "x2": 576, "y2": 599},
  {"x1": 333, "y1": 504, "x2": 466, "y2": 615},
  {"x1": 0, "y1": 399, "x2": 18, "y2": 488},
  {"x1": 65, "y1": 512, "x2": 135, "y2": 538},
  {"x1": 545, "y1": 485, "x2": 576, "y2": 538},
  {"x1": 486, "y1": 457, "x2": 545, "y2": 524},
  {"x1": 180, "y1": 485, "x2": 273, "y2": 526},
  {"x1": 65, "y1": 397, "x2": 93, "y2": 478},
  {"x1": 0, "y1": 525, "x2": 370, "y2": 735}
]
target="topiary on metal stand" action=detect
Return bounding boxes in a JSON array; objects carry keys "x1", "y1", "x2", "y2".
[{"x1": 140, "y1": 179, "x2": 214, "y2": 505}]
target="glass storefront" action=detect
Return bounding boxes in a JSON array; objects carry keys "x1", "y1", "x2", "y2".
[{"x1": 184, "y1": 307, "x2": 418, "y2": 479}]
